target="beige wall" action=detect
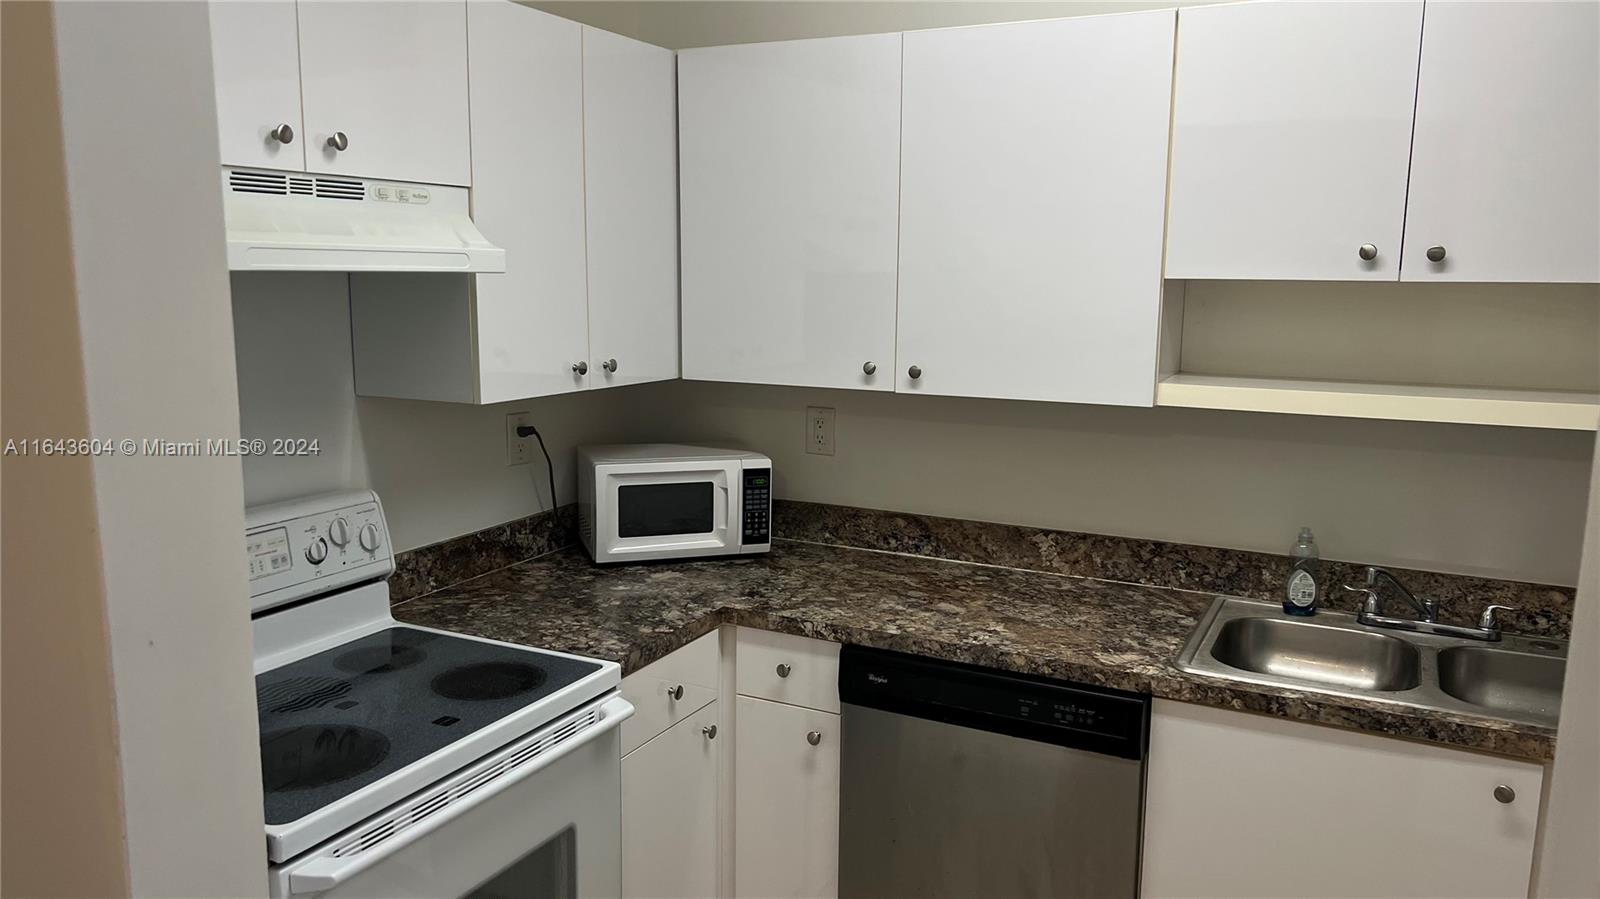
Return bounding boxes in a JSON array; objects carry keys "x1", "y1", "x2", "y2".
[
  {"x1": 12, "y1": 2, "x2": 268, "y2": 896},
  {"x1": 1536, "y1": 445, "x2": 1600, "y2": 897},
  {"x1": 1, "y1": 4, "x2": 131, "y2": 895},
  {"x1": 235, "y1": 273, "x2": 1595, "y2": 582}
]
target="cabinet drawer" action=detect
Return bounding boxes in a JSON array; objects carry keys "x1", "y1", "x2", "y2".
[
  {"x1": 621, "y1": 630, "x2": 720, "y2": 756},
  {"x1": 736, "y1": 628, "x2": 840, "y2": 713}
]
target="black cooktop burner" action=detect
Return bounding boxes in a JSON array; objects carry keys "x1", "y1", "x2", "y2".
[
  {"x1": 431, "y1": 661, "x2": 548, "y2": 701},
  {"x1": 261, "y1": 726, "x2": 391, "y2": 792},
  {"x1": 255, "y1": 625, "x2": 602, "y2": 827}
]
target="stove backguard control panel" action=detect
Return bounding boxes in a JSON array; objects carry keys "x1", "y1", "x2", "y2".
[{"x1": 245, "y1": 490, "x2": 394, "y2": 613}]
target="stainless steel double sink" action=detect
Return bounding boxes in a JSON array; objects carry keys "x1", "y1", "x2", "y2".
[{"x1": 1177, "y1": 597, "x2": 1567, "y2": 727}]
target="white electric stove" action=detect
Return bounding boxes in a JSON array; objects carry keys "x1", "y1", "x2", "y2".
[{"x1": 246, "y1": 491, "x2": 631, "y2": 899}]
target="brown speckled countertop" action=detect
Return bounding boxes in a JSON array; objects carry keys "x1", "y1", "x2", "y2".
[{"x1": 392, "y1": 541, "x2": 1555, "y2": 761}]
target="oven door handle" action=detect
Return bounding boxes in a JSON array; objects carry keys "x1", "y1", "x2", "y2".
[{"x1": 286, "y1": 695, "x2": 634, "y2": 896}]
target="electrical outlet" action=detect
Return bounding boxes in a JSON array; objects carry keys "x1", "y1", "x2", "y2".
[
  {"x1": 806, "y1": 406, "x2": 836, "y2": 456},
  {"x1": 506, "y1": 412, "x2": 533, "y2": 466}
]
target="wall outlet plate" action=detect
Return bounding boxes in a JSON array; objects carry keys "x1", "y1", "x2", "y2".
[
  {"x1": 506, "y1": 411, "x2": 533, "y2": 466},
  {"x1": 806, "y1": 406, "x2": 836, "y2": 456}
]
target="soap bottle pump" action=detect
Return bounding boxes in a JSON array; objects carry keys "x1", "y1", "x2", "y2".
[{"x1": 1284, "y1": 527, "x2": 1320, "y2": 616}]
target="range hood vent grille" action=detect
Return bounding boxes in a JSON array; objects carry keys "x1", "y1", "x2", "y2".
[
  {"x1": 228, "y1": 170, "x2": 362, "y2": 200},
  {"x1": 222, "y1": 167, "x2": 504, "y2": 272}
]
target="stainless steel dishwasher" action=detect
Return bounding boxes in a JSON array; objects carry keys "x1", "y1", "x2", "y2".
[{"x1": 839, "y1": 646, "x2": 1150, "y2": 899}]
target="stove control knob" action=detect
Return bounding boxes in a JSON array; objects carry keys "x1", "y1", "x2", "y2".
[
  {"x1": 327, "y1": 517, "x2": 351, "y2": 547},
  {"x1": 305, "y1": 536, "x2": 328, "y2": 565},
  {"x1": 359, "y1": 523, "x2": 382, "y2": 553}
]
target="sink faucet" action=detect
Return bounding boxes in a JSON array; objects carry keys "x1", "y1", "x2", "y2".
[{"x1": 1342, "y1": 566, "x2": 1511, "y2": 642}]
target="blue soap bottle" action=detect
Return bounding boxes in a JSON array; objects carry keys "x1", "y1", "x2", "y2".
[{"x1": 1284, "y1": 527, "x2": 1320, "y2": 616}]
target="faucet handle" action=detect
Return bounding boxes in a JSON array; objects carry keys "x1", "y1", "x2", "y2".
[
  {"x1": 1342, "y1": 583, "x2": 1379, "y2": 614},
  {"x1": 1478, "y1": 604, "x2": 1516, "y2": 630}
]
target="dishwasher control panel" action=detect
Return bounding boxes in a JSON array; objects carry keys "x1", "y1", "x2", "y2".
[{"x1": 839, "y1": 645, "x2": 1150, "y2": 760}]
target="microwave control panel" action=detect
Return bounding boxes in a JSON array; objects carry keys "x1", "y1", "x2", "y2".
[{"x1": 741, "y1": 469, "x2": 771, "y2": 545}]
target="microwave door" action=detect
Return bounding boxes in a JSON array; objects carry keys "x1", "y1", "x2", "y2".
[{"x1": 601, "y1": 463, "x2": 737, "y2": 561}]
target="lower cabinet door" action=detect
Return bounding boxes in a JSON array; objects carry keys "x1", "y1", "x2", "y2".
[
  {"x1": 735, "y1": 696, "x2": 840, "y2": 899},
  {"x1": 622, "y1": 701, "x2": 720, "y2": 899},
  {"x1": 1141, "y1": 700, "x2": 1543, "y2": 899}
]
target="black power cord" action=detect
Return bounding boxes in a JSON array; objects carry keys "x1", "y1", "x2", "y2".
[{"x1": 515, "y1": 424, "x2": 557, "y2": 513}]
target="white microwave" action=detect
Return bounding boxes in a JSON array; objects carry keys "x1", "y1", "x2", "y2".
[{"x1": 578, "y1": 444, "x2": 772, "y2": 564}]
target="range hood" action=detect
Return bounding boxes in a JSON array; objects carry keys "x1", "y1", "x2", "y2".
[{"x1": 222, "y1": 168, "x2": 505, "y2": 273}]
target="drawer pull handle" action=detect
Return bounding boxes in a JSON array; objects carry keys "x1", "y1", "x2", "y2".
[
  {"x1": 806, "y1": 730, "x2": 823, "y2": 746},
  {"x1": 665, "y1": 684, "x2": 684, "y2": 701},
  {"x1": 702, "y1": 724, "x2": 718, "y2": 740},
  {"x1": 1494, "y1": 784, "x2": 1515, "y2": 804},
  {"x1": 775, "y1": 663, "x2": 792, "y2": 678}
]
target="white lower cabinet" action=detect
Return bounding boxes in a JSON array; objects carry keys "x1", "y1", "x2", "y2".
[
  {"x1": 1141, "y1": 700, "x2": 1544, "y2": 899},
  {"x1": 734, "y1": 695, "x2": 840, "y2": 899},
  {"x1": 622, "y1": 701, "x2": 721, "y2": 899}
]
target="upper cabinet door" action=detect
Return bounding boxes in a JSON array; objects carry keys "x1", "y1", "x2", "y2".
[
  {"x1": 297, "y1": 0, "x2": 471, "y2": 186},
  {"x1": 583, "y1": 27, "x2": 680, "y2": 391},
  {"x1": 1402, "y1": 1, "x2": 1599, "y2": 283},
  {"x1": 896, "y1": 13, "x2": 1175, "y2": 405},
  {"x1": 466, "y1": 0, "x2": 590, "y2": 402},
  {"x1": 1166, "y1": 1, "x2": 1423, "y2": 280},
  {"x1": 209, "y1": 0, "x2": 305, "y2": 170},
  {"x1": 679, "y1": 35, "x2": 901, "y2": 391}
]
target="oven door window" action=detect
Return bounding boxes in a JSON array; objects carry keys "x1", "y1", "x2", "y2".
[
  {"x1": 466, "y1": 826, "x2": 575, "y2": 899},
  {"x1": 617, "y1": 482, "x2": 715, "y2": 538}
]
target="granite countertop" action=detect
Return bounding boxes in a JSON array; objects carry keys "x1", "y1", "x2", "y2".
[{"x1": 392, "y1": 541, "x2": 1555, "y2": 761}]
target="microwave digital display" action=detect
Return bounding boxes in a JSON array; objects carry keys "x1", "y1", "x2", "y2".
[{"x1": 617, "y1": 483, "x2": 715, "y2": 538}]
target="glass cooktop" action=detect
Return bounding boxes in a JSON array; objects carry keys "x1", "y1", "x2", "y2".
[{"x1": 256, "y1": 626, "x2": 601, "y2": 826}]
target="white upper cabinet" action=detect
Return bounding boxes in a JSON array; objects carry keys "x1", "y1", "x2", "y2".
[
  {"x1": 896, "y1": 13, "x2": 1175, "y2": 405},
  {"x1": 209, "y1": 0, "x2": 305, "y2": 170},
  {"x1": 583, "y1": 27, "x2": 681, "y2": 390},
  {"x1": 1166, "y1": 1, "x2": 1423, "y2": 281},
  {"x1": 297, "y1": 0, "x2": 472, "y2": 186},
  {"x1": 1402, "y1": 1, "x2": 1600, "y2": 283},
  {"x1": 679, "y1": 35, "x2": 902, "y2": 391},
  {"x1": 462, "y1": 0, "x2": 589, "y2": 402}
]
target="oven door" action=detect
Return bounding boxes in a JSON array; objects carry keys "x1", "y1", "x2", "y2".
[
  {"x1": 269, "y1": 695, "x2": 632, "y2": 899},
  {"x1": 595, "y1": 460, "x2": 740, "y2": 562}
]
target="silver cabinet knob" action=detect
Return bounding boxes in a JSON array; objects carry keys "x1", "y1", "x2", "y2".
[
  {"x1": 702, "y1": 724, "x2": 718, "y2": 740},
  {"x1": 571, "y1": 361, "x2": 588, "y2": 375},
  {"x1": 862, "y1": 361, "x2": 877, "y2": 375},
  {"x1": 1427, "y1": 245, "x2": 1447, "y2": 263},
  {"x1": 806, "y1": 730, "x2": 823, "y2": 746},
  {"x1": 1494, "y1": 784, "x2": 1516, "y2": 804},
  {"x1": 907, "y1": 365, "x2": 922, "y2": 381},
  {"x1": 665, "y1": 684, "x2": 683, "y2": 701},
  {"x1": 270, "y1": 123, "x2": 295, "y2": 144},
  {"x1": 775, "y1": 663, "x2": 792, "y2": 678},
  {"x1": 326, "y1": 131, "x2": 349, "y2": 152},
  {"x1": 602, "y1": 358, "x2": 618, "y2": 374},
  {"x1": 1358, "y1": 244, "x2": 1378, "y2": 261}
]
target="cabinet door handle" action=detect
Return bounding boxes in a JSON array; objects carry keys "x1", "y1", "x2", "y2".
[
  {"x1": 862, "y1": 361, "x2": 877, "y2": 375},
  {"x1": 775, "y1": 663, "x2": 792, "y2": 678},
  {"x1": 602, "y1": 358, "x2": 618, "y2": 374},
  {"x1": 702, "y1": 724, "x2": 718, "y2": 740},
  {"x1": 1358, "y1": 243, "x2": 1378, "y2": 261},
  {"x1": 665, "y1": 684, "x2": 683, "y2": 701},
  {"x1": 571, "y1": 361, "x2": 588, "y2": 375},
  {"x1": 907, "y1": 365, "x2": 922, "y2": 381},
  {"x1": 1494, "y1": 784, "x2": 1515, "y2": 804},
  {"x1": 806, "y1": 730, "x2": 823, "y2": 746},
  {"x1": 326, "y1": 131, "x2": 349, "y2": 152},
  {"x1": 1426, "y1": 245, "x2": 1447, "y2": 263},
  {"x1": 270, "y1": 123, "x2": 295, "y2": 144}
]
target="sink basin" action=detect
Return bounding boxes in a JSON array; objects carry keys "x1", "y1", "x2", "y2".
[
  {"x1": 1437, "y1": 647, "x2": 1565, "y2": 724},
  {"x1": 1208, "y1": 617, "x2": 1422, "y2": 691}
]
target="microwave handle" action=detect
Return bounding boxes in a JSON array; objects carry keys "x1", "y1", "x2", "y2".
[{"x1": 286, "y1": 696, "x2": 633, "y2": 895}]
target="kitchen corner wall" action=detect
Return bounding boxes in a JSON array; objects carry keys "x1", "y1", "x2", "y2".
[{"x1": 232, "y1": 269, "x2": 1593, "y2": 585}]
